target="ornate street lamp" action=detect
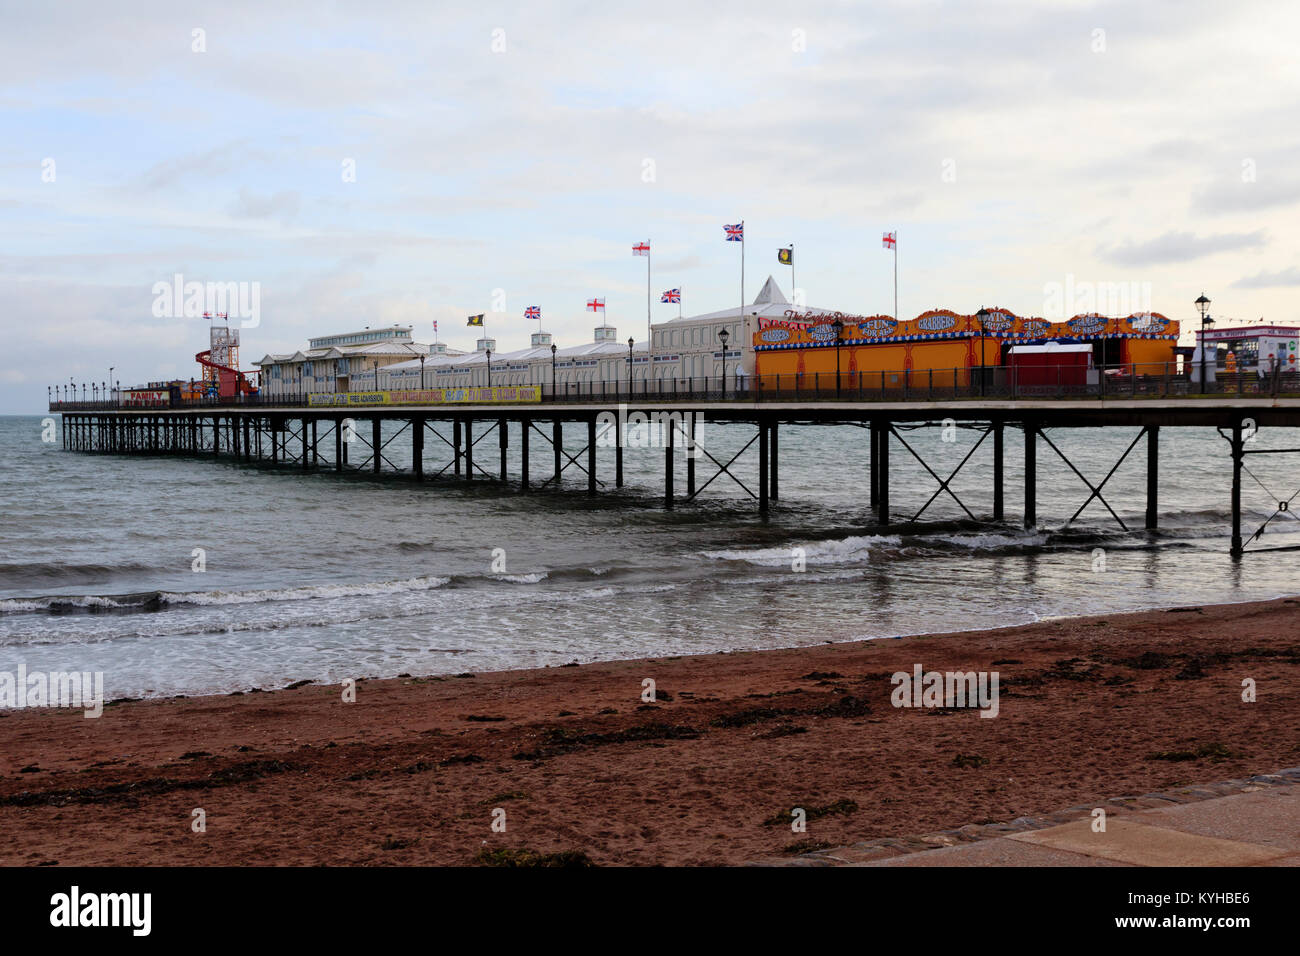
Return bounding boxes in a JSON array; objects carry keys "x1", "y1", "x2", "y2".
[
  {"x1": 627, "y1": 336, "x2": 635, "y2": 397},
  {"x1": 485, "y1": 348, "x2": 492, "y2": 387},
  {"x1": 1195, "y1": 294, "x2": 1213, "y2": 395},
  {"x1": 975, "y1": 307, "x2": 990, "y2": 397},
  {"x1": 718, "y1": 327, "x2": 730, "y2": 396},
  {"x1": 550, "y1": 343, "x2": 557, "y2": 398},
  {"x1": 419, "y1": 353, "x2": 427, "y2": 389}
]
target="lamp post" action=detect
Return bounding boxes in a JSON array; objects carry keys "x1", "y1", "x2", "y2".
[
  {"x1": 1195, "y1": 294, "x2": 1213, "y2": 395},
  {"x1": 831, "y1": 317, "x2": 844, "y2": 397},
  {"x1": 486, "y1": 348, "x2": 492, "y2": 387},
  {"x1": 627, "y1": 336, "x2": 635, "y2": 397},
  {"x1": 419, "y1": 354, "x2": 427, "y2": 389},
  {"x1": 718, "y1": 327, "x2": 730, "y2": 397},
  {"x1": 975, "y1": 307, "x2": 989, "y2": 397},
  {"x1": 109, "y1": 367, "x2": 114, "y2": 404},
  {"x1": 550, "y1": 343, "x2": 557, "y2": 398}
]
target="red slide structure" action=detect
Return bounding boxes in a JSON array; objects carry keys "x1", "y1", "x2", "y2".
[{"x1": 196, "y1": 349, "x2": 259, "y2": 400}]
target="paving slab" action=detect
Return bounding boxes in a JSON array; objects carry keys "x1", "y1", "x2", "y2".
[
  {"x1": 852, "y1": 837, "x2": 1130, "y2": 867},
  {"x1": 1007, "y1": 817, "x2": 1285, "y2": 867},
  {"x1": 1132, "y1": 787, "x2": 1300, "y2": 852}
]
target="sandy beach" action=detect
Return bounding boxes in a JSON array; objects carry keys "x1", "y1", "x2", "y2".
[{"x1": 1, "y1": 596, "x2": 1297, "y2": 866}]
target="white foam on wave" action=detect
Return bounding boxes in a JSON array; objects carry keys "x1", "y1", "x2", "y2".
[
  {"x1": 0, "y1": 594, "x2": 128, "y2": 613},
  {"x1": 159, "y1": 575, "x2": 453, "y2": 607},
  {"x1": 921, "y1": 531, "x2": 1051, "y2": 550},
  {"x1": 701, "y1": 535, "x2": 902, "y2": 567},
  {"x1": 495, "y1": 572, "x2": 549, "y2": 584}
]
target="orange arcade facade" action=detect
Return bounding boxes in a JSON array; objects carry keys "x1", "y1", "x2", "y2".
[{"x1": 752, "y1": 307, "x2": 1181, "y2": 385}]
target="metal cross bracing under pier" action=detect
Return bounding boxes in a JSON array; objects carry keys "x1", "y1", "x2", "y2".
[{"x1": 54, "y1": 399, "x2": 1300, "y2": 556}]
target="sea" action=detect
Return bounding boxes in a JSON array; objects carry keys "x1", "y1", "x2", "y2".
[{"x1": 1, "y1": 413, "x2": 1298, "y2": 700}]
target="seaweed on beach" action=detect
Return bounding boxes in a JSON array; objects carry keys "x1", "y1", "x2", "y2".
[
  {"x1": 1148, "y1": 742, "x2": 1241, "y2": 763},
  {"x1": 0, "y1": 759, "x2": 293, "y2": 808},
  {"x1": 512, "y1": 722, "x2": 702, "y2": 761},
  {"x1": 474, "y1": 847, "x2": 594, "y2": 867},
  {"x1": 762, "y1": 798, "x2": 859, "y2": 827}
]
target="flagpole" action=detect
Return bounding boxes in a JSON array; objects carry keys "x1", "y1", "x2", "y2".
[
  {"x1": 647, "y1": 240, "x2": 652, "y2": 359},
  {"x1": 679, "y1": 284, "x2": 683, "y2": 320},
  {"x1": 740, "y1": 219, "x2": 745, "y2": 339},
  {"x1": 791, "y1": 242, "x2": 796, "y2": 307},
  {"x1": 893, "y1": 232, "x2": 899, "y2": 323}
]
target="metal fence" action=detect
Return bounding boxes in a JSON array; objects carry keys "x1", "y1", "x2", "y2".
[{"x1": 48, "y1": 362, "x2": 1300, "y2": 411}]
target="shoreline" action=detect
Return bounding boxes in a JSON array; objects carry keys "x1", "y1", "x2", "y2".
[{"x1": 2, "y1": 595, "x2": 1298, "y2": 865}]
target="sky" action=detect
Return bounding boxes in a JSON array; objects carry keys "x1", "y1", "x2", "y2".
[{"x1": 2, "y1": 0, "x2": 1299, "y2": 412}]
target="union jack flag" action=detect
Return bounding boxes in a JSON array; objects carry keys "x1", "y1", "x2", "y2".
[
  {"x1": 587, "y1": 298, "x2": 605, "y2": 312},
  {"x1": 724, "y1": 223, "x2": 744, "y2": 241},
  {"x1": 432, "y1": 320, "x2": 438, "y2": 332},
  {"x1": 524, "y1": 306, "x2": 541, "y2": 320},
  {"x1": 882, "y1": 231, "x2": 896, "y2": 249},
  {"x1": 632, "y1": 242, "x2": 649, "y2": 256},
  {"x1": 661, "y1": 289, "x2": 680, "y2": 303}
]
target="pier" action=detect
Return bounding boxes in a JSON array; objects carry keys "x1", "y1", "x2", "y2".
[{"x1": 49, "y1": 395, "x2": 1300, "y2": 557}]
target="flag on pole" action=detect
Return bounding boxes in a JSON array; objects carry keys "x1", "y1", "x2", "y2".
[
  {"x1": 778, "y1": 247, "x2": 792, "y2": 265},
  {"x1": 660, "y1": 289, "x2": 680, "y2": 303},
  {"x1": 724, "y1": 223, "x2": 744, "y2": 241},
  {"x1": 632, "y1": 241, "x2": 649, "y2": 256},
  {"x1": 586, "y1": 298, "x2": 605, "y2": 312},
  {"x1": 467, "y1": 314, "x2": 484, "y2": 326},
  {"x1": 882, "y1": 232, "x2": 896, "y2": 249},
  {"x1": 524, "y1": 306, "x2": 541, "y2": 320},
  {"x1": 432, "y1": 320, "x2": 438, "y2": 332}
]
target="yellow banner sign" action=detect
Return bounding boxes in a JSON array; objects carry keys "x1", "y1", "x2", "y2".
[{"x1": 308, "y1": 386, "x2": 540, "y2": 407}]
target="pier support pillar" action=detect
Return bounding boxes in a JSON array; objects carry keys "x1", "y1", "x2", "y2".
[
  {"x1": 878, "y1": 422, "x2": 890, "y2": 526},
  {"x1": 664, "y1": 415, "x2": 674, "y2": 510},
  {"x1": 311, "y1": 419, "x2": 319, "y2": 468},
  {"x1": 587, "y1": 416, "x2": 596, "y2": 496},
  {"x1": 869, "y1": 420, "x2": 879, "y2": 511},
  {"x1": 271, "y1": 419, "x2": 278, "y2": 464},
  {"x1": 553, "y1": 419, "x2": 562, "y2": 487},
  {"x1": 1024, "y1": 422, "x2": 1037, "y2": 529},
  {"x1": 213, "y1": 416, "x2": 220, "y2": 457},
  {"x1": 501, "y1": 419, "x2": 509, "y2": 483},
  {"x1": 335, "y1": 418, "x2": 343, "y2": 472},
  {"x1": 465, "y1": 419, "x2": 474, "y2": 481},
  {"x1": 993, "y1": 422, "x2": 1004, "y2": 521},
  {"x1": 520, "y1": 418, "x2": 530, "y2": 491},
  {"x1": 685, "y1": 414, "x2": 694, "y2": 497},
  {"x1": 302, "y1": 418, "x2": 310, "y2": 471},
  {"x1": 616, "y1": 418, "x2": 624, "y2": 489},
  {"x1": 770, "y1": 420, "x2": 779, "y2": 500},
  {"x1": 759, "y1": 418, "x2": 769, "y2": 516},
  {"x1": 413, "y1": 418, "x2": 424, "y2": 479},
  {"x1": 453, "y1": 419, "x2": 462, "y2": 477},
  {"x1": 1145, "y1": 425, "x2": 1159, "y2": 531},
  {"x1": 372, "y1": 419, "x2": 382, "y2": 474},
  {"x1": 1230, "y1": 420, "x2": 1244, "y2": 556}
]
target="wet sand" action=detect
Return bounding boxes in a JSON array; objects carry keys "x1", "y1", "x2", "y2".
[{"x1": 1, "y1": 596, "x2": 1297, "y2": 866}]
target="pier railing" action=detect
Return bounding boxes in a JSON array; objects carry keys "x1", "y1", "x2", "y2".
[{"x1": 48, "y1": 361, "x2": 1299, "y2": 410}]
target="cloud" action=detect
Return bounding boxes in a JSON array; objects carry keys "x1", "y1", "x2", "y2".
[
  {"x1": 1096, "y1": 230, "x2": 1268, "y2": 266},
  {"x1": 1194, "y1": 177, "x2": 1300, "y2": 215},
  {"x1": 228, "y1": 188, "x2": 300, "y2": 222},
  {"x1": 1231, "y1": 266, "x2": 1300, "y2": 289}
]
